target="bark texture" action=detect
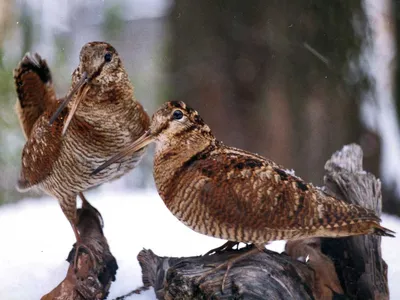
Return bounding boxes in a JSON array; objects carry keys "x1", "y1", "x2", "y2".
[{"x1": 320, "y1": 144, "x2": 389, "y2": 299}]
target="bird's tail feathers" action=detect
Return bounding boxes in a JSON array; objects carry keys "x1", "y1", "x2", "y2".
[
  {"x1": 372, "y1": 224, "x2": 396, "y2": 237},
  {"x1": 14, "y1": 53, "x2": 52, "y2": 85}
]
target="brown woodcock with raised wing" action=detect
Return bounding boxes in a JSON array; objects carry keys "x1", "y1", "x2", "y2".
[
  {"x1": 93, "y1": 101, "x2": 394, "y2": 287},
  {"x1": 14, "y1": 42, "x2": 150, "y2": 263}
]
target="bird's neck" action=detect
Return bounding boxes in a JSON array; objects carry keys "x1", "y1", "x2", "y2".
[
  {"x1": 73, "y1": 82, "x2": 136, "y2": 123},
  {"x1": 153, "y1": 132, "x2": 216, "y2": 196},
  {"x1": 68, "y1": 86, "x2": 149, "y2": 141}
]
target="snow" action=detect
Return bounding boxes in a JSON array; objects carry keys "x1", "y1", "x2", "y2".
[{"x1": 0, "y1": 188, "x2": 398, "y2": 299}]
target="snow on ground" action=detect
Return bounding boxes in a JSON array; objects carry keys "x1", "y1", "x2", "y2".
[{"x1": 0, "y1": 188, "x2": 398, "y2": 299}]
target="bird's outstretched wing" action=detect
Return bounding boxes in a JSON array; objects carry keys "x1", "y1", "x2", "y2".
[
  {"x1": 168, "y1": 145, "x2": 394, "y2": 242},
  {"x1": 14, "y1": 53, "x2": 64, "y2": 191},
  {"x1": 14, "y1": 53, "x2": 57, "y2": 139}
]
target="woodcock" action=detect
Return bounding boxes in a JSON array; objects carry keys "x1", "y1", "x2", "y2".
[
  {"x1": 94, "y1": 101, "x2": 395, "y2": 287},
  {"x1": 14, "y1": 42, "x2": 150, "y2": 262},
  {"x1": 95, "y1": 101, "x2": 394, "y2": 248}
]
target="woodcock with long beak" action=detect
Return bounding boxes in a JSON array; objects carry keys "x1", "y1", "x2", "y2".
[
  {"x1": 14, "y1": 42, "x2": 150, "y2": 265},
  {"x1": 94, "y1": 101, "x2": 394, "y2": 285}
]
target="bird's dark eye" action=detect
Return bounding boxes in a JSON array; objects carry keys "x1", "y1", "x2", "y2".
[
  {"x1": 104, "y1": 52, "x2": 113, "y2": 62},
  {"x1": 172, "y1": 110, "x2": 183, "y2": 120}
]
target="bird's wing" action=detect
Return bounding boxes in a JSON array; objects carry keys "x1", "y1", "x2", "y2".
[
  {"x1": 14, "y1": 53, "x2": 64, "y2": 191},
  {"x1": 14, "y1": 53, "x2": 57, "y2": 139},
  {"x1": 17, "y1": 111, "x2": 65, "y2": 191},
  {"x1": 172, "y1": 147, "x2": 381, "y2": 241}
]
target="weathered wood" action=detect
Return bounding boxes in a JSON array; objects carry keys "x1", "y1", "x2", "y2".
[
  {"x1": 320, "y1": 144, "x2": 389, "y2": 299},
  {"x1": 121, "y1": 144, "x2": 389, "y2": 300},
  {"x1": 42, "y1": 202, "x2": 118, "y2": 300},
  {"x1": 136, "y1": 246, "x2": 316, "y2": 300}
]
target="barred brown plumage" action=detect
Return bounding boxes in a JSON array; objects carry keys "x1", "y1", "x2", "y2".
[{"x1": 14, "y1": 42, "x2": 150, "y2": 267}]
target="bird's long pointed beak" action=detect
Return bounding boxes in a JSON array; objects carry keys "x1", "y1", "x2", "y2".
[
  {"x1": 61, "y1": 84, "x2": 90, "y2": 136},
  {"x1": 91, "y1": 130, "x2": 155, "y2": 175},
  {"x1": 49, "y1": 72, "x2": 89, "y2": 135}
]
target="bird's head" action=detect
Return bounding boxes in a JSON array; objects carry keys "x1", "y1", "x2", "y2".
[
  {"x1": 92, "y1": 101, "x2": 215, "y2": 174},
  {"x1": 49, "y1": 41, "x2": 128, "y2": 135}
]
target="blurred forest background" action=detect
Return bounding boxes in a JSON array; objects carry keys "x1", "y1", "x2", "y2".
[{"x1": 0, "y1": 0, "x2": 400, "y2": 217}]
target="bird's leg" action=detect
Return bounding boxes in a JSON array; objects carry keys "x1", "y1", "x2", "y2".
[
  {"x1": 203, "y1": 241, "x2": 240, "y2": 256},
  {"x1": 60, "y1": 194, "x2": 97, "y2": 270},
  {"x1": 197, "y1": 243, "x2": 265, "y2": 291}
]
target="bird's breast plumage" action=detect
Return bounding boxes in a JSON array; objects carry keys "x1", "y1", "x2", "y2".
[{"x1": 29, "y1": 97, "x2": 149, "y2": 197}]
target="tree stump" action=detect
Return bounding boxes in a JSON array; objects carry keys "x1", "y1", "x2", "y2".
[
  {"x1": 320, "y1": 144, "x2": 389, "y2": 299},
  {"x1": 41, "y1": 201, "x2": 118, "y2": 300},
  {"x1": 124, "y1": 144, "x2": 389, "y2": 300}
]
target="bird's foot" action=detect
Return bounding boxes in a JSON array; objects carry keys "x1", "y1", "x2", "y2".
[
  {"x1": 203, "y1": 241, "x2": 240, "y2": 256},
  {"x1": 196, "y1": 245, "x2": 262, "y2": 292}
]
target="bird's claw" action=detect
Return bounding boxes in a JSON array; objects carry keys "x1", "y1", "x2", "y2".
[{"x1": 203, "y1": 241, "x2": 240, "y2": 256}]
